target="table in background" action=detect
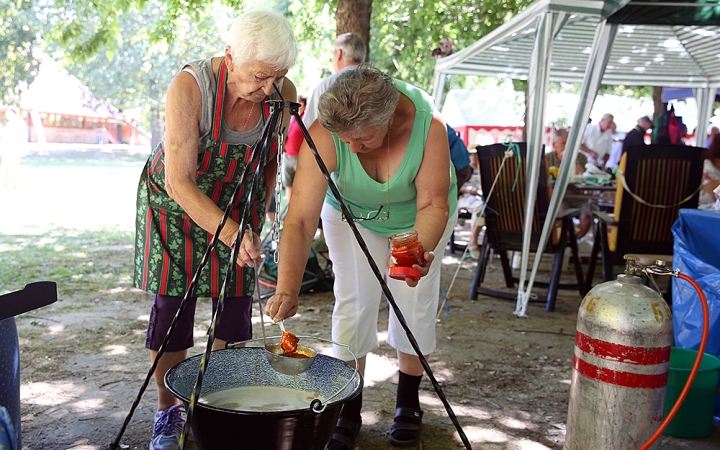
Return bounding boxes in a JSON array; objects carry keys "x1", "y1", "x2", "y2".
[{"x1": 565, "y1": 183, "x2": 616, "y2": 212}]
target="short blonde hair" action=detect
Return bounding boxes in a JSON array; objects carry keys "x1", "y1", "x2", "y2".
[{"x1": 226, "y1": 9, "x2": 297, "y2": 71}]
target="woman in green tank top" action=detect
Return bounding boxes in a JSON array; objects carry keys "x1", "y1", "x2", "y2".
[{"x1": 266, "y1": 64, "x2": 458, "y2": 449}]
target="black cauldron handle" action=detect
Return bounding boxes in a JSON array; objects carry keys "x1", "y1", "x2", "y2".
[
  {"x1": 310, "y1": 398, "x2": 324, "y2": 413},
  {"x1": 306, "y1": 337, "x2": 359, "y2": 410}
]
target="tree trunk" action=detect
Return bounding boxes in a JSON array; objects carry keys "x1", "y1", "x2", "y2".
[
  {"x1": 335, "y1": 0, "x2": 372, "y2": 61},
  {"x1": 150, "y1": 105, "x2": 163, "y2": 150},
  {"x1": 652, "y1": 86, "x2": 664, "y2": 121}
]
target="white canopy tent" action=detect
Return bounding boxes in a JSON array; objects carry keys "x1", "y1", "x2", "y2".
[{"x1": 432, "y1": 0, "x2": 720, "y2": 316}]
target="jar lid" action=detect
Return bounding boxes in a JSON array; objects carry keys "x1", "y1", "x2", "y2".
[{"x1": 389, "y1": 266, "x2": 421, "y2": 281}]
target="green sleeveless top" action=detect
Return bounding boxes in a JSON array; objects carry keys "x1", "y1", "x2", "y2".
[{"x1": 325, "y1": 79, "x2": 457, "y2": 237}]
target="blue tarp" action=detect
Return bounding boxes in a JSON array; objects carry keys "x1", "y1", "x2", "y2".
[
  {"x1": 662, "y1": 87, "x2": 720, "y2": 103},
  {"x1": 672, "y1": 209, "x2": 720, "y2": 356}
]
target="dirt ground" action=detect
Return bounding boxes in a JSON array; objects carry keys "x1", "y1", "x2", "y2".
[
  {"x1": 14, "y1": 233, "x2": 720, "y2": 450},
  {"x1": 4, "y1": 146, "x2": 720, "y2": 449}
]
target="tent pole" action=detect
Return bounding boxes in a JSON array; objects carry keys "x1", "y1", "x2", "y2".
[
  {"x1": 693, "y1": 86, "x2": 717, "y2": 148},
  {"x1": 432, "y1": 71, "x2": 448, "y2": 109},
  {"x1": 518, "y1": 21, "x2": 618, "y2": 317},
  {"x1": 513, "y1": 11, "x2": 558, "y2": 317}
]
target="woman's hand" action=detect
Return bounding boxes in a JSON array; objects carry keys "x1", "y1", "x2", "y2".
[
  {"x1": 235, "y1": 229, "x2": 262, "y2": 268},
  {"x1": 265, "y1": 290, "x2": 299, "y2": 322},
  {"x1": 389, "y1": 251, "x2": 434, "y2": 288},
  {"x1": 406, "y1": 251, "x2": 434, "y2": 287}
]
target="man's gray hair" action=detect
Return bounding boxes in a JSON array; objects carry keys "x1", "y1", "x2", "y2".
[
  {"x1": 318, "y1": 64, "x2": 400, "y2": 134},
  {"x1": 226, "y1": 9, "x2": 297, "y2": 71},
  {"x1": 552, "y1": 128, "x2": 568, "y2": 142},
  {"x1": 601, "y1": 113, "x2": 614, "y2": 121},
  {"x1": 334, "y1": 32, "x2": 366, "y2": 64}
]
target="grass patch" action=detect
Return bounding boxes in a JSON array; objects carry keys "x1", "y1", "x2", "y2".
[
  {"x1": 0, "y1": 227, "x2": 135, "y2": 295},
  {"x1": 22, "y1": 148, "x2": 148, "y2": 168}
]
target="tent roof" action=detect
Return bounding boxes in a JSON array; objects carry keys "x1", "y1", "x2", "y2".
[{"x1": 434, "y1": 0, "x2": 720, "y2": 88}]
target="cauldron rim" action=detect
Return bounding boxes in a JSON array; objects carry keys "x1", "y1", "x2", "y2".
[{"x1": 164, "y1": 347, "x2": 363, "y2": 416}]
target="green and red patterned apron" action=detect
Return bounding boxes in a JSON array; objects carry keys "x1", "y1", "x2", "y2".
[{"x1": 133, "y1": 59, "x2": 275, "y2": 297}]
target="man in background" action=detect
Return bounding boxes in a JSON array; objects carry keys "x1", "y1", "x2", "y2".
[
  {"x1": 580, "y1": 113, "x2": 614, "y2": 168},
  {"x1": 303, "y1": 32, "x2": 366, "y2": 129},
  {"x1": 604, "y1": 122, "x2": 624, "y2": 171},
  {"x1": 0, "y1": 107, "x2": 29, "y2": 189},
  {"x1": 622, "y1": 116, "x2": 653, "y2": 153},
  {"x1": 447, "y1": 124, "x2": 472, "y2": 193}
]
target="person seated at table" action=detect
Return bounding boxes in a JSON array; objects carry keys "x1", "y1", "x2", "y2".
[
  {"x1": 546, "y1": 128, "x2": 592, "y2": 238},
  {"x1": 699, "y1": 136, "x2": 720, "y2": 209}
]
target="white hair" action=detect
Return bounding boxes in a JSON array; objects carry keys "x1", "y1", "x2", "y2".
[{"x1": 225, "y1": 9, "x2": 297, "y2": 71}]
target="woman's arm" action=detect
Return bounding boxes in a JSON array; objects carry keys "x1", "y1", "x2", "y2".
[
  {"x1": 264, "y1": 122, "x2": 337, "y2": 321},
  {"x1": 410, "y1": 114, "x2": 452, "y2": 286},
  {"x1": 164, "y1": 71, "x2": 242, "y2": 250}
]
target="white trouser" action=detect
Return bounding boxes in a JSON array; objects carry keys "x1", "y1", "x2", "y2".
[{"x1": 321, "y1": 202, "x2": 457, "y2": 360}]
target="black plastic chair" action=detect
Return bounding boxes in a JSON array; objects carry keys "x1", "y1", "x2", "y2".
[
  {"x1": 585, "y1": 144, "x2": 706, "y2": 293},
  {"x1": 468, "y1": 143, "x2": 585, "y2": 311}
]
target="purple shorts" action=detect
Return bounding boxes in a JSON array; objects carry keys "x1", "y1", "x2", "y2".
[{"x1": 145, "y1": 294, "x2": 253, "y2": 352}]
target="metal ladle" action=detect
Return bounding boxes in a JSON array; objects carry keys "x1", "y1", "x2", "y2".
[{"x1": 252, "y1": 236, "x2": 315, "y2": 376}]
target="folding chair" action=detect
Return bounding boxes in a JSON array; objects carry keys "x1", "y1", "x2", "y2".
[
  {"x1": 468, "y1": 143, "x2": 585, "y2": 311},
  {"x1": 585, "y1": 144, "x2": 706, "y2": 294}
]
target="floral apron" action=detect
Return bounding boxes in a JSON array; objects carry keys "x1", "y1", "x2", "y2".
[{"x1": 133, "y1": 59, "x2": 274, "y2": 297}]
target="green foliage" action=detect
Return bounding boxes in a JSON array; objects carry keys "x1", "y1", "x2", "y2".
[
  {"x1": 46, "y1": 0, "x2": 535, "y2": 94},
  {"x1": 50, "y1": 2, "x2": 231, "y2": 132},
  {"x1": 15, "y1": 0, "x2": 538, "y2": 129},
  {"x1": 0, "y1": 0, "x2": 41, "y2": 104},
  {"x1": 599, "y1": 84, "x2": 653, "y2": 100},
  {"x1": 45, "y1": 0, "x2": 233, "y2": 60},
  {"x1": 370, "y1": 0, "x2": 535, "y2": 91}
]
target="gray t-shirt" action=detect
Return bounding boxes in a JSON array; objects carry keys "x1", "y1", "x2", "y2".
[
  {"x1": 181, "y1": 58, "x2": 283, "y2": 152},
  {"x1": 302, "y1": 64, "x2": 359, "y2": 129}
]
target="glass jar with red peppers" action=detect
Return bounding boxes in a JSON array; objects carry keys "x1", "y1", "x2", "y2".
[{"x1": 389, "y1": 230, "x2": 425, "y2": 281}]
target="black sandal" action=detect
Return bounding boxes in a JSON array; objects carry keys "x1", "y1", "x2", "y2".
[
  {"x1": 388, "y1": 407, "x2": 423, "y2": 447},
  {"x1": 329, "y1": 416, "x2": 361, "y2": 450}
]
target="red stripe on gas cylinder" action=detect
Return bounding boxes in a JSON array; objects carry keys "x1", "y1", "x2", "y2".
[
  {"x1": 575, "y1": 331, "x2": 671, "y2": 365},
  {"x1": 574, "y1": 356, "x2": 668, "y2": 389}
]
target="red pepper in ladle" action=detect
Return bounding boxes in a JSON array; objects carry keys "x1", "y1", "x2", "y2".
[{"x1": 279, "y1": 322, "x2": 299, "y2": 353}]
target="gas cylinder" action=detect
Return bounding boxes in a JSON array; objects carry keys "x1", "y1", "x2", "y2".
[{"x1": 564, "y1": 261, "x2": 673, "y2": 450}]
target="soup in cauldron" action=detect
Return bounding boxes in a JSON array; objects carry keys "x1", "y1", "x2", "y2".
[{"x1": 200, "y1": 386, "x2": 320, "y2": 412}]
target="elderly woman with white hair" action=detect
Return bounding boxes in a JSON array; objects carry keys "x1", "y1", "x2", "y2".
[
  {"x1": 266, "y1": 64, "x2": 457, "y2": 449},
  {"x1": 132, "y1": 9, "x2": 297, "y2": 449}
]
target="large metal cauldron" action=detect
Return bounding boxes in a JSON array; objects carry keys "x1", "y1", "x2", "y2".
[{"x1": 165, "y1": 347, "x2": 363, "y2": 450}]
